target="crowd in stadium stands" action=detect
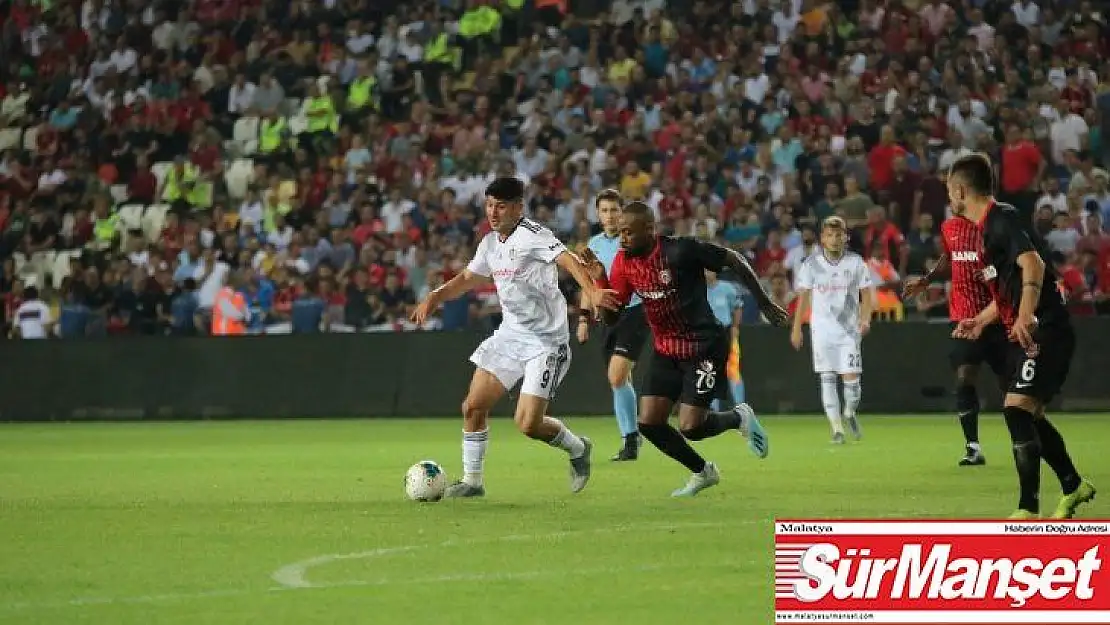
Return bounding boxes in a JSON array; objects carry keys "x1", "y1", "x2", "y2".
[{"x1": 1, "y1": 0, "x2": 1109, "y2": 338}]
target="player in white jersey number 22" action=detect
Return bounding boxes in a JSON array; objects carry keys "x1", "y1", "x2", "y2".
[
  {"x1": 790, "y1": 217, "x2": 876, "y2": 444},
  {"x1": 411, "y1": 177, "x2": 621, "y2": 498}
]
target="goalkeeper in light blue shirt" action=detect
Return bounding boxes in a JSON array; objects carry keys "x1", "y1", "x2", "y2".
[
  {"x1": 577, "y1": 190, "x2": 647, "y2": 461},
  {"x1": 706, "y1": 269, "x2": 745, "y2": 410}
]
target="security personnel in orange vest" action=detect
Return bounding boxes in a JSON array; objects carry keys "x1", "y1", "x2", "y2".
[{"x1": 211, "y1": 273, "x2": 250, "y2": 336}]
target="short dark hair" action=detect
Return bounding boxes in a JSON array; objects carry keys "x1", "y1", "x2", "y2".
[
  {"x1": 24, "y1": 286, "x2": 39, "y2": 300},
  {"x1": 949, "y1": 153, "x2": 994, "y2": 196},
  {"x1": 485, "y1": 177, "x2": 525, "y2": 202},
  {"x1": 596, "y1": 188, "x2": 622, "y2": 207},
  {"x1": 622, "y1": 201, "x2": 652, "y2": 220}
]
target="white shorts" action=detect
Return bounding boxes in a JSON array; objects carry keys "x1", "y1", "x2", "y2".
[
  {"x1": 470, "y1": 334, "x2": 572, "y2": 399},
  {"x1": 812, "y1": 339, "x2": 862, "y2": 375}
]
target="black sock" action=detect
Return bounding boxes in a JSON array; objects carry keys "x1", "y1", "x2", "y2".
[
  {"x1": 1034, "y1": 417, "x2": 1081, "y2": 495},
  {"x1": 1003, "y1": 406, "x2": 1042, "y2": 513},
  {"x1": 638, "y1": 422, "x2": 707, "y2": 473},
  {"x1": 681, "y1": 410, "x2": 741, "y2": 441},
  {"x1": 955, "y1": 384, "x2": 980, "y2": 445}
]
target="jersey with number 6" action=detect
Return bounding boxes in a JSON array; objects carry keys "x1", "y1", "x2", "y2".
[
  {"x1": 467, "y1": 218, "x2": 569, "y2": 346},
  {"x1": 795, "y1": 251, "x2": 873, "y2": 344}
]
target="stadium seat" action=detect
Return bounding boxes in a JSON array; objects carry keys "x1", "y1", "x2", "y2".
[
  {"x1": 109, "y1": 184, "x2": 129, "y2": 204},
  {"x1": 21, "y1": 126, "x2": 38, "y2": 153},
  {"x1": 51, "y1": 251, "x2": 74, "y2": 289},
  {"x1": 142, "y1": 204, "x2": 170, "y2": 241},
  {"x1": 0, "y1": 127, "x2": 21, "y2": 151},
  {"x1": 225, "y1": 159, "x2": 255, "y2": 200},
  {"x1": 151, "y1": 161, "x2": 173, "y2": 188},
  {"x1": 117, "y1": 204, "x2": 146, "y2": 231},
  {"x1": 233, "y1": 117, "x2": 261, "y2": 156},
  {"x1": 288, "y1": 115, "x2": 309, "y2": 136}
]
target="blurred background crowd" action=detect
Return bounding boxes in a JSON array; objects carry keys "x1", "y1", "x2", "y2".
[{"x1": 1, "y1": 0, "x2": 1109, "y2": 338}]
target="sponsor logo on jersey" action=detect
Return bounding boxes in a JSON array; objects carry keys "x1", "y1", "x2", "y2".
[
  {"x1": 639, "y1": 290, "x2": 675, "y2": 300},
  {"x1": 952, "y1": 251, "x2": 980, "y2": 262},
  {"x1": 774, "y1": 520, "x2": 1110, "y2": 624}
]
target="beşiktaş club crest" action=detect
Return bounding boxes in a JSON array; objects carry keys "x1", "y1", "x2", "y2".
[{"x1": 659, "y1": 270, "x2": 672, "y2": 284}]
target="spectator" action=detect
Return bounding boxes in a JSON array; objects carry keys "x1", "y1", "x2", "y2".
[{"x1": 0, "y1": 0, "x2": 1107, "y2": 343}]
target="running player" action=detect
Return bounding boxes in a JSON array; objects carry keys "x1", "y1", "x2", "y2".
[
  {"x1": 946, "y1": 154, "x2": 1096, "y2": 519},
  {"x1": 410, "y1": 177, "x2": 620, "y2": 498},
  {"x1": 705, "y1": 269, "x2": 745, "y2": 410},
  {"x1": 903, "y1": 213, "x2": 1009, "y2": 467},
  {"x1": 790, "y1": 217, "x2": 875, "y2": 443},
  {"x1": 577, "y1": 189, "x2": 648, "y2": 461},
  {"x1": 585, "y1": 201, "x2": 789, "y2": 497}
]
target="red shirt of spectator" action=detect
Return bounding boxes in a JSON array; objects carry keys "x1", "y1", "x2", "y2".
[
  {"x1": 1000, "y1": 130, "x2": 1042, "y2": 194},
  {"x1": 654, "y1": 120, "x2": 682, "y2": 153},
  {"x1": 171, "y1": 91, "x2": 211, "y2": 133},
  {"x1": 863, "y1": 216, "x2": 906, "y2": 263},
  {"x1": 658, "y1": 185, "x2": 692, "y2": 222},
  {"x1": 190, "y1": 142, "x2": 220, "y2": 173},
  {"x1": 128, "y1": 166, "x2": 158, "y2": 203},
  {"x1": 867, "y1": 127, "x2": 907, "y2": 192},
  {"x1": 756, "y1": 236, "x2": 787, "y2": 275},
  {"x1": 1057, "y1": 263, "x2": 1095, "y2": 316}
]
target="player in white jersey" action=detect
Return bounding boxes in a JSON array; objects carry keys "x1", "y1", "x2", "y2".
[
  {"x1": 411, "y1": 177, "x2": 620, "y2": 498},
  {"x1": 790, "y1": 217, "x2": 876, "y2": 444}
]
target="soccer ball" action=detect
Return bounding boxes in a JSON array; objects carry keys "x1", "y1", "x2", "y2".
[{"x1": 404, "y1": 460, "x2": 448, "y2": 502}]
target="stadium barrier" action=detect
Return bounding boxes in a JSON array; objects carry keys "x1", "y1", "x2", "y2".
[{"x1": 2, "y1": 318, "x2": 1109, "y2": 422}]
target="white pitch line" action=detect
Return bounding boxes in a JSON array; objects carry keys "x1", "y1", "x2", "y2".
[
  {"x1": 270, "y1": 520, "x2": 735, "y2": 589},
  {"x1": 0, "y1": 520, "x2": 746, "y2": 612}
]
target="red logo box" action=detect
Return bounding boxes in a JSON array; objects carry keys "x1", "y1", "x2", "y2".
[{"x1": 774, "y1": 520, "x2": 1110, "y2": 624}]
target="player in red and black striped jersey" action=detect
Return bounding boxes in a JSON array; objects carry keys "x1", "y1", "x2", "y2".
[
  {"x1": 583, "y1": 201, "x2": 789, "y2": 497},
  {"x1": 905, "y1": 216, "x2": 1009, "y2": 467},
  {"x1": 944, "y1": 154, "x2": 1095, "y2": 519}
]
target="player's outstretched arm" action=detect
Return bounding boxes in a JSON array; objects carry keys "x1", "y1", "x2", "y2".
[
  {"x1": 410, "y1": 269, "x2": 490, "y2": 325},
  {"x1": 903, "y1": 254, "x2": 948, "y2": 298},
  {"x1": 953, "y1": 301, "x2": 999, "y2": 339},
  {"x1": 791, "y1": 289, "x2": 810, "y2": 350},
  {"x1": 721, "y1": 248, "x2": 789, "y2": 326},
  {"x1": 557, "y1": 249, "x2": 622, "y2": 317}
]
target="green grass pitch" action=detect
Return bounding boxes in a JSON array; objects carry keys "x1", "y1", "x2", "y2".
[{"x1": 0, "y1": 415, "x2": 1106, "y2": 625}]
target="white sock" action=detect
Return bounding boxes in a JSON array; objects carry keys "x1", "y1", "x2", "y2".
[
  {"x1": 546, "y1": 419, "x2": 586, "y2": 459},
  {"x1": 842, "y1": 378, "x2": 862, "y2": 418},
  {"x1": 820, "y1": 373, "x2": 843, "y2": 434},
  {"x1": 462, "y1": 429, "x2": 488, "y2": 487}
]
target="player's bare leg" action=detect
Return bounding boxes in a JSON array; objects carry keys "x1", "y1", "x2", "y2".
[
  {"x1": 607, "y1": 354, "x2": 640, "y2": 461},
  {"x1": 819, "y1": 372, "x2": 845, "y2": 443},
  {"x1": 514, "y1": 393, "x2": 593, "y2": 493},
  {"x1": 1030, "y1": 405, "x2": 1096, "y2": 519},
  {"x1": 446, "y1": 369, "x2": 506, "y2": 498},
  {"x1": 955, "y1": 364, "x2": 986, "y2": 466},
  {"x1": 841, "y1": 373, "x2": 863, "y2": 441}
]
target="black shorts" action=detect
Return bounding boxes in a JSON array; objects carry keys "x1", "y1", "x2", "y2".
[
  {"x1": 603, "y1": 305, "x2": 649, "y2": 363},
  {"x1": 643, "y1": 336, "x2": 730, "y2": 408},
  {"x1": 948, "y1": 322, "x2": 1009, "y2": 378},
  {"x1": 1004, "y1": 322, "x2": 1075, "y2": 403}
]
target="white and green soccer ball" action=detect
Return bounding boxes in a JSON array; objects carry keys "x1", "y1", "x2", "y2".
[{"x1": 404, "y1": 460, "x2": 447, "y2": 502}]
